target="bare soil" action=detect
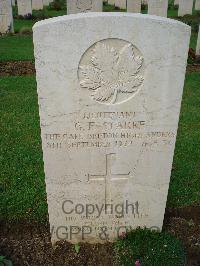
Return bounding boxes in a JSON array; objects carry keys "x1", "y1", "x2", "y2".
[
  {"x1": 0, "y1": 206, "x2": 199, "y2": 266},
  {"x1": 0, "y1": 220, "x2": 114, "y2": 266},
  {"x1": 164, "y1": 206, "x2": 200, "y2": 266},
  {"x1": 187, "y1": 64, "x2": 200, "y2": 73},
  {"x1": 0, "y1": 61, "x2": 35, "y2": 76}
]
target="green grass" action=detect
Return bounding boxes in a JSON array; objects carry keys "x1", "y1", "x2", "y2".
[
  {"x1": 0, "y1": 73, "x2": 199, "y2": 222},
  {"x1": 103, "y1": 3, "x2": 125, "y2": 12},
  {"x1": 167, "y1": 72, "x2": 200, "y2": 207},
  {"x1": 114, "y1": 228, "x2": 186, "y2": 266},
  {"x1": 0, "y1": 76, "x2": 47, "y2": 221},
  {"x1": 32, "y1": 8, "x2": 66, "y2": 18},
  {"x1": 0, "y1": 35, "x2": 34, "y2": 61},
  {"x1": 190, "y1": 32, "x2": 198, "y2": 50},
  {"x1": 14, "y1": 19, "x2": 35, "y2": 33},
  {"x1": 168, "y1": 7, "x2": 178, "y2": 17}
]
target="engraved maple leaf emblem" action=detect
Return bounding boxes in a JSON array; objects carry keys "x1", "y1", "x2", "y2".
[
  {"x1": 76, "y1": 0, "x2": 92, "y2": 11},
  {"x1": 79, "y1": 42, "x2": 144, "y2": 104}
]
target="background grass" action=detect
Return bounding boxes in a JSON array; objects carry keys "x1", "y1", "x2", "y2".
[
  {"x1": 167, "y1": 73, "x2": 200, "y2": 207},
  {"x1": 0, "y1": 76, "x2": 47, "y2": 221},
  {"x1": 190, "y1": 32, "x2": 198, "y2": 50},
  {"x1": 14, "y1": 19, "x2": 35, "y2": 33},
  {"x1": 0, "y1": 35, "x2": 34, "y2": 61}
]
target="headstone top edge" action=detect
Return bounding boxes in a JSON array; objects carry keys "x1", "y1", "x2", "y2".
[{"x1": 33, "y1": 12, "x2": 191, "y2": 32}]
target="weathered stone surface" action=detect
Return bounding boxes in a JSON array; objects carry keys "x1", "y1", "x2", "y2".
[
  {"x1": 127, "y1": 0, "x2": 141, "y2": 13},
  {"x1": 108, "y1": 0, "x2": 115, "y2": 5},
  {"x1": 17, "y1": 0, "x2": 32, "y2": 16},
  {"x1": 178, "y1": 0, "x2": 193, "y2": 16},
  {"x1": 43, "y1": 0, "x2": 51, "y2": 6},
  {"x1": 33, "y1": 13, "x2": 190, "y2": 244},
  {"x1": 0, "y1": 0, "x2": 13, "y2": 34},
  {"x1": 115, "y1": 0, "x2": 126, "y2": 9},
  {"x1": 67, "y1": 0, "x2": 103, "y2": 14},
  {"x1": 196, "y1": 25, "x2": 200, "y2": 55},
  {"x1": 32, "y1": 0, "x2": 43, "y2": 10},
  {"x1": 148, "y1": 0, "x2": 168, "y2": 17},
  {"x1": 142, "y1": 0, "x2": 148, "y2": 4},
  {"x1": 195, "y1": 0, "x2": 200, "y2": 10}
]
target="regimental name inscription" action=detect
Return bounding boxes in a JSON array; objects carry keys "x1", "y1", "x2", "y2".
[{"x1": 44, "y1": 111, "x2": 176, "y2": 150}]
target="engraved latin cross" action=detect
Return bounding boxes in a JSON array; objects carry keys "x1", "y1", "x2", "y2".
[{"x1": 88, "y1": 153, "x2": 130, "y2": 205}]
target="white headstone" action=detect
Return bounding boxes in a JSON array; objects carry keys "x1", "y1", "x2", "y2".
[
  {"x1": 196, "y1": 25, "x2": 200, "y2": 56},
  {"x1": 174, "y1": 0, "x2": 179, "y2": 5},
  {"x1": 148, "y1": 0, "x2": 168, "y2": 17},
  {"x1": 115, "y1": 0, "x2": 126, "y2": 9},
  {"x1": 33, "y1": 13, "x2": 191, "y2": 244},
  {"x1": 17, "y1": 0, "x2": 32, "y2": 16},
  {"x1": 0, "y1": 0, "x2": 13, "y2": 34},
  {"x1": 32, "y1": 0, "x2": 43, "y2": 10},
  {"x1": 178, "y1": 0, "x2": 193, "y2": 16},
  {"x1": 43, "y1": 0, "x2": 51, "y2": 6},
  {"x1": 195, "y1": 0, "x2": 200, "y2": 10},
  {"x1": 67, "y1": 0, "x2": 103, "y2": 14},
  {"x1": 127, "y1": 0, "x2": 141, "y2": 13},
  {"x1": 108, "y1": 0, "x2": 115, "y2": 5}
]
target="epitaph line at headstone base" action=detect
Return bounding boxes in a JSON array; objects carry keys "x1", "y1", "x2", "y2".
[{"x1": 33, "y1": 13, "x2": 191, "y2": 244}]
